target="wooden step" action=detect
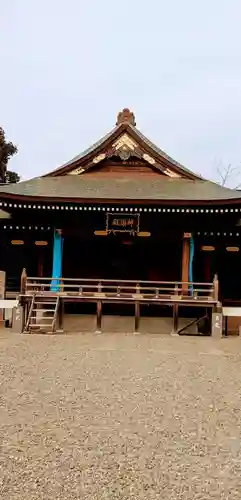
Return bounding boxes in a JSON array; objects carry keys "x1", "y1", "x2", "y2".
[
  {"x1": 30, "y1": 323, "x2": 54, "y2": 327},
  {"x1": 35, "y1": 296, "x2": 57, "y2": 299},
  {"x1": 30, "y1": 316, "x2": 54, "y2": 322},
  {"x1": 34, "y1": 301, "x2": 57, "y2": 305},
  {"x1": 30, "y1": 318, "x2": 55, "y2": 322},
  {"x1": 32, "y1": 307, "x2": 55, "y2": 312},
  {"x1": 25, "y1": 294, "x2": 59, "y2": 334}
]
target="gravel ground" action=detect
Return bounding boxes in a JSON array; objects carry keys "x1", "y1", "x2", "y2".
[{"x1": 1, "y1": 331, "x2": 241, "y2": 499}]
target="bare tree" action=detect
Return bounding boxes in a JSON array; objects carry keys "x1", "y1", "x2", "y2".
[{"x1": 216, "y1": 161, "x2": 241, "y2": 189}]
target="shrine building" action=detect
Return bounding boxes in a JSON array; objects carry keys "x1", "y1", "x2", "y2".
[{"x1": 0, "y1": 108, "x2": 241, "y2": 333}]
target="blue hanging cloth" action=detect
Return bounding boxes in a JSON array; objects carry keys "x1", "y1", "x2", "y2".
[
  {"x1": 50, "y1": 230, "x2": 64, "y2": 292},
  {"x1": 189, "y1": 235, "x2": 195, "y2": 294}
]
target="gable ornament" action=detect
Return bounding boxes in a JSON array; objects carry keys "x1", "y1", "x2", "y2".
[
  {"x1": 143, "y1": 153, "x2": 155, "y2": 165},
  {"x1": 93, "y1": 153, "x2": 106, "y2": 164},
  {"x1": 112, "y1": 133, "x2": 137, "y2": 151},
  {"x1": 116, "y1": 108, "x2": 136, "y2": 126}
]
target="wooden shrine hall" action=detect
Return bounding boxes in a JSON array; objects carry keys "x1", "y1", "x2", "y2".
[{"x1": 0, "y1": 108, "x2": 241, "y2": 335}]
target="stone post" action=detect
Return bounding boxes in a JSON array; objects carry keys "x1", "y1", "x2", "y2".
[{"x1": 212, "y1": 302, "x2": 223, "y2": 339}]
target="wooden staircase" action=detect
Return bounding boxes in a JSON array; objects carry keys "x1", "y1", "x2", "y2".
[{"x1": 24, "y1": 295, "x2": 60, "y2": 333}]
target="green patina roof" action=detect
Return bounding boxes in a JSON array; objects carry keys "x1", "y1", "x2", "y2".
[{"x1": 0, "y1": 176, "x2": 241, "y2": 203}]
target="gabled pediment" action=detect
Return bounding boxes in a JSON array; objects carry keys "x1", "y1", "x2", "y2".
[
  {"x1": 112, "y1": 133, "x2": 138, "y2": 151},
  {"x1": 46, "y1": 109, "x2": 202, "y2": 181},
  {"x1": 67, "y1": 130, "x2": 182, "y2": 178}
]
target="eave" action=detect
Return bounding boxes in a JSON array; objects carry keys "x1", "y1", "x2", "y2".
[{"x1": 1, "y1": 191, "x2": 241, "y2": 207}]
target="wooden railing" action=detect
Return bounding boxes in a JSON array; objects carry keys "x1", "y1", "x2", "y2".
[
  {"x1": 20, "y1": 271, "x2": 219, "y2": 304},
  {"x1": 19, "y1": 270, "x2": 220, "y2": 334}
]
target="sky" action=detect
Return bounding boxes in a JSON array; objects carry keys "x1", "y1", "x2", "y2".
[{"x1": 1, "y1": 0, "x2": 241, "y2": 185}]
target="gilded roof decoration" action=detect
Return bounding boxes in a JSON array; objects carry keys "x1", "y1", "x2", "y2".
[
  {"x1": 143, "y1": 153, "x2": 155, "y2": 165},
  {"x1": 69, "y1": 167, "x2": 85, "y2": 175},
  {"x1": 92, "y1": 153, "x2": 106, "y2": 164},
  {"x1": 112, "y1": 133, "x2": 137, "y2": 151},
  {"x1": 164, "y1": 168, "x2": 181, "y2": 178},
  {"x1": 116, "y1": 108, "x2": 136, "y2": 126}
]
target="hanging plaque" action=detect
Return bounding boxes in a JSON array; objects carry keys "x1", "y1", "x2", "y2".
[{"x1": 107, "y1": 213, "x2": 140, "y2": 234}]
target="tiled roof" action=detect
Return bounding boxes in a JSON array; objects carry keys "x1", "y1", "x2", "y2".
[
  {"x1": 49, "y1": 122, "x2": 202, "y2": 180},
  {"x1": 50, "y1": 126, "x2": 120, "y2": 174},
  {"x1": 128, "y1": 124, "x2": 203, "y2": 179},
  {"x1": 0, "y1": 176, "x2": 241, "y2": 202}
]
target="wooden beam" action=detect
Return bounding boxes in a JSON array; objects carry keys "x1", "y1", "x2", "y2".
[
  {"x1": 96, "y1": 301, "x2": 102, "y2": 333},
  {"x1": 20, "y1": 268, "x2": 27, "y2": 294},
  {"x1": 213, "y1": 274, "x2": 219, "y2": 302},
  {"x1": 182, "y1": 233, "x2": 191, "y2": 292},
  {"x1": 134, "y1": 284, "x2": 141, "y2": 333},
  {"x1": 96, "y1": 282, "x2": 102, "y2": 333},
  {"x1": 58, "y1": 298, "x2": 64, "y2": 331},
  {"x1": 0, "y1": 271, "x2": 6, "y2": 324},
  {"x1": 134, "y1": 301, "x2": 140, "y2": 333},
  {"x1": 172, "y1": 304, "x2": 179, "y2": 335},
  {"x1": 204, "y1": 251, "x2": 213, "y2": 282},
  {"x1": 37, "y1": 248, "x2": 44, "y2": 277}
]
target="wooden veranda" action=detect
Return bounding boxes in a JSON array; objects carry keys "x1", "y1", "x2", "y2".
[{"x1": 19, "y1": 270, "x2": 220, "y2": 335}]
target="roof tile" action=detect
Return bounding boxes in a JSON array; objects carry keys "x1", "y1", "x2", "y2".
[{"x1": 0, "y1": 176, "x2": 241, "y2": 202}]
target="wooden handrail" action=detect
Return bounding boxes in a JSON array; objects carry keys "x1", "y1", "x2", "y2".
[
  {"x1": 25, "y1": 283, "x2": 213, "y2": 291},
  {"x1": 25, "y1": 276, "x2": 214, "y2": 286},
  {"x1": 21, "y1": 276, "x2": 216, "y2": 303},
  {"x1": 25, "y1": 281, "x2": 214, "y2": 289}
]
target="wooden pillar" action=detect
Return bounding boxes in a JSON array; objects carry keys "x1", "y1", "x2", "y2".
[
  {"x1": 58, "y1": 298, "x2": 64, "y2": 331},
  {"x1": 213, "y1": 274, "x2": 219, "y2": 302},
  {"x1": 20, "y1": 268, "x2": 27, "y2": 294},
  {"x1": 134, "y1": 302, "x2": 140, "y2": 333},
  {"x1": 171, "y1": 284, "x2": 179, "y2": 335},
  {"x1": 172, "y1": 304, "x2": 179, "y2": 335},
  {"x1": 182, "y1": 233, "x2": 191, "y2": 292},
  {"x1": 51, "y1": 229, "x2": 63, "y2": 291},
  {"x1": 96, "y1": 282, "x2": 102, "y2": 333},
  {"x1": 204, "y1": 252, "x2": 212, "y2": 282},
  {"x1": 134, "y1": 283, "x2": 141, "y2": 334},
  {"x1": 96, "y1": 301, "x2": 102, "y2": 333},
  {"x1": 37, "y1": 248, "x2": 44, "y2": 277},
  {"x1": 20, "y1": 268, "x2": 27, "y2": 319},
  {"x1": 0, "y1": 271, "x2": 6, "y2": 323}
]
